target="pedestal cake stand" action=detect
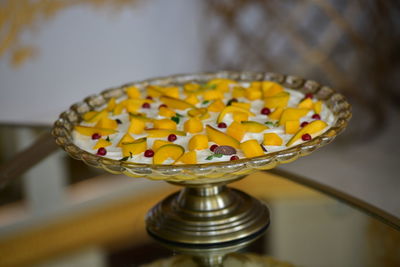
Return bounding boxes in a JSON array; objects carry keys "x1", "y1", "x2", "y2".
[{"x1": 52, "y1": 71, "x2": 351, "y2": 266}]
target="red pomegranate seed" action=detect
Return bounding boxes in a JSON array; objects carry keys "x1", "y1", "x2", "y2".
[
  {"x1": 146, "y1": 96, "x2": 153, "y2": 100},
  {"x1": 96, "y1": 147, "x2": 107, "y2": 156},
  {"x1": 230, "y1": 155, "x2": 239, "y2": 161},
  {"x1": 312, "y1": 114, "x2": 321, "y2": 120},
  {"x1": 210, "y1": 144, "x2": 218, "y2": 152},
  {"x1": 92, "y1": 133, "x2": 101, "y2": 140},
  {"x1": 300, "y1": 121, "x2": 309, "y2": 128},
  {"x1": 261, "y1": 107, "x2": 271, "y2": 115},
  {"x1": 144, "y1": 149, "x2": 154, "y2": 157},
  {"x1": 218, "y1": 122, "x2": 227, "y2": 128},
  {"x1": 302, "y1": 133, "x2": 312, "y2": 141},
  {"x1": 142, "y1": 102, "x2": 151, "y2": 109},
  {"x1": 159, "y1": 104, "x2": 168, "y2": 109},
  {"x1": 168, "y1": 134, "x2": 177, "y2": 142},
  {"x1": 305, "y1": 93, "x2": 313, "y2": 99}
]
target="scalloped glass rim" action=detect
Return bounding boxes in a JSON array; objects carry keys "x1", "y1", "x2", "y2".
[{"x1": 52, "y1": 71, "x2": 351, "y2": 183}]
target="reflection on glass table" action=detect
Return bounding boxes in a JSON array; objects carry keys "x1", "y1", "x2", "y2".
[{"x1": 0, "y1": 125, "x2": 399, "y2": 267}]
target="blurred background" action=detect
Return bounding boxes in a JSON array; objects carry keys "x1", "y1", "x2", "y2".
[{"x1": 0, "y1": 0, "x2": 399, "y2": 266}]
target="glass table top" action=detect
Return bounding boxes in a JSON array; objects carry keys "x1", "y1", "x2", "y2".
[{"x1": 0, "y1": 124, "x2": 399, "y2": 267}]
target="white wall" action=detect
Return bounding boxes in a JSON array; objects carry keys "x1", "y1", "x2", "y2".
[{"x1": 0, "y1": 0, "x2": 205, "y2": 125}]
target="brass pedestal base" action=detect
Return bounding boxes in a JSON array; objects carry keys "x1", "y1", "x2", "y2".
[{"x1": 146, "y1": 180, "x2": 270, "y2": 266}]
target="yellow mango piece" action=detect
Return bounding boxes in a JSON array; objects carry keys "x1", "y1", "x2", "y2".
[
  {"x1": 297, "y1": 98, "x2": 313, "y2": 109},
  {"x1": 95, "y1": 117, "x2": 118, "y2": 130},
  {"x1": 232, "y1": 111, "x2": 249, "y2": 122},
  {"x1": 227, "y1": 121, "x2": 245, "y2": 141},
  {"x1": 163, "y1": 87, "x2": 180, "y2": 98},
  {"x1": 126, "y1": 86, "x2": 141, "y2": 99},
  {"x1": 121, "y1": 138, "x2": 147, "y2": 157},
  {"x1": 231, "y1": 102, "x2": 251, "y2": 110},
  {"x1": 207, "y1": 78, "x2": 236, "y2": 92},
  {"x1": 232, "y1": 87, "x2": 245, "y2": 98},
  {"x1": 185, "y1": 94, "x2": 199, "y2": 105},
  {"x1": 205, "y1": 125, "x2": 240, "y2": 148},
  {"x1": 240, "y1": 139, "x2": 264, "y2": 158},
  {"x1": 128, "y1": 118, "x2": 146, "y2": 134},
  {"x1": 113, "y1": 102, "x2": 125, "y2": 115},
  {"x1": 125, "y1": 99, "x2": 142, "y2": 113},
  {"x1": 187, "y1": 108, "x2": 210, "y2": 120},
  {"x1": 262, "y1": 81, "x2": 284, "y2": 97},
  {"x1": 86, "y1": 109, "x2": 108, "y2": 123},
  {"x1": 245, "y1": 88, "x2": 262, "y2": 100},
  {"x1": 153, "y1": 119, "x2": 177, "y2": 130},
  {"x1": 241, "y1": 121, "x2": 269, "y2": 133},
  {"x1": 153, "y1": 144, "x2": 184, "y2": 164},
  {"x1": 285, "y1": 120, "x2": 300, "y2": 134},
  {"x1": 146, "y1": 129, "x2": 186, "y2": 137},
  {"x1": 188, "y1": 134, "x2": 209, "y2": 151},
  {"x1": 160, "y1": 95, "x2": 194, "y2": 110},
  {"x1": 314, "y1": 101, "x2": 323, "y2": 114},
  {"x1": 176, "y1": 151, "x2": 197, "y2": 164},
  {"x1": 147, "y1": 85, "x2": 164, "y2": 97},
  {"x1": 117, "y1": 133, "x2": 135, "y2": 147},
  {"x1": 217, "y1": 106, "x2": 255, "y2": 123},
  {"x1": 152, "y1": 140, "x2": 171, "y2": 151},
  {"x1": 129, "y1": 113, "x2": 154, "y2": 123},
  {"x1": 250, "y1": 81, "x2": 262, "y2": 90},
  {"x1": 184, "y1": 118, "x2": 203, "y2": 133},
  {"x1": 286, "y1": 120, "x2": 328, "y2": 146},
  {"x1": 203, "y1": 89, "x2": 224, "y2": 100},
  {"x1": 269, "y1": 107, "x2": 284, "y2": 120},
  {"x1": 158, "y1": 106, "x2": 176, "y2": 117},
  {"x1": 207, "y1": 99, "x2": 225, "y2": 112},
  {"x1": 82, "y1": 111, "x2": 97, "y2": 122},
  {"x1": 279, "y1": 108, "x2": 310, "y2": 126},
  {"x1": 106, "y1": 98, "x2": 116, "y2": 112},
  {"x1": 74, "y1": 125, "x2": 117, "y2": 136},
  {"x1": 263, "y1": 133, "x2": 283, "y2": 146},
  {"x1": 184, "y1": 83, "x2": 201, "y2": 93},
  {"x1": 93, "y1": 138, "x2": 112, "y2": 149},
  {"x1": 264, "y1": 92, "x2": 290, "y2": 109}
]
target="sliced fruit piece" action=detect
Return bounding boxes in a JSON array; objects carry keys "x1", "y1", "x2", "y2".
[
  {"x1": 205, "y1": 125, "x2": 240, "y2": 148},
  {"x1": 82, "y1": 111, "x2": 98, "y2": 122},
  {"x1": 207, "y1": 78, "x2": 237, "y2": 92},
  {"x1": 95, "y1": 117, "x2": 118, "y2": 130},
  {"x1": 241, "y1": 121, "x2": 269, "y2": 133},
  {"x1": 231, "y1": 102, "x2": 251, "y2": 110},
  {"x1": 285, "y1": 120, "x2": 300, "y2": 134},
  {"x1": 146, "y1": 85, "x2": 164, "y2": 97},
  {"x1": 250, "y1": 81, "x2": 262, "y2": 90},
  {"x1": 74, "y1": 125, "x2": 117, "y2": 136},
  {"x1": 117, "y1": 133, "x2": 135, "y2": 147},
  {"x1": 162, "y1": 87, "x2": 180, "y2": 98},
  {"x1": 217, "y1": 106, "x2": 255, "y2": 123},
  {"x1": 232, "y1": 111, "x2": 249, "y2": 122},
  {"x1": 187, "y1": 108, "x2": 210, "y2": 120},
  {"x1": 184, "y1": 83, "x2": 201, "y2": 93},
  {"x1": 160, "y1": 95, "x2": 194, "y2": 110},
  {"x1": 129, "y1": 113, "x2": 154, "y2": 122},
  {"x1": 128, "y1": 118, "x2": 146, "y2": 134},
  {"x1": 113, "y1": 101, "x2": 125, "y2": 115},
  {"x1": 207, "y1": 99, "x2": 225, "y2": 112},
  {"x1": 203, "y1": 89, "x2": 224, "y2": 100},
  {"x1": 145, "y1": 129, "x2": 186, "y2": 137},
  {"x1": 185, "y1": 94, "x2": 199, "y2": 105},
  {"x1": 152, "y1": 140, "x2": 171, "y2": 151},
  {"x1": 176, "y1": 151, "x2": 197, "y2": 164},
  {"x1": 184, "y1": 118, "x2": 203, "y2": 133},
  {"x1": 126, "y1": 86, "x2": 141, "y2": 99},
  {"x1": 153, "y1": 119, "x2": 177, "y2": 130},
  {"x1": 86, "y1": 109, "x2": 108, "y2": 123},
  {"x1": 121, "y1": 137, "x2": 147, "y2": 157},
  {"x1": 153, "y1": 144, "x2": 185, "y2": 164},
  {"x1": 264, "y1": 92, "x2": 290, "y2": 109},
  {"x1": 278, "y1": 108, "x2": 310, "y2": 126},
  {"x1": 232, "y1": 86, "x2": 245, "y2": 98},
  {"x1": 286, "y1": 120, "x2": 328, "y2": 146},
  {"x1": 263, "y1": 133, "x2": 283, "y2": 146},
  {"x1": 158, "y1": 106, "x2": 176, "y2": 117},
  {"x1": 240, "y1": 139, "x2": 264, "y2": 158},
  {"x1": 245, "y1": 87, "x2": 262, "y2": 100},
  {"x1": 106, "y1": 98, "x2": 116, "y2": 112},
  {"x1": 262, "y1": 81, "x2": 284, "y2": 97},
  {"x1": 93, "y1": 138, "x2": 112, "y2": 149},
  {"x1": 268, "y1": 107, "x2": 284, "y2": 120},
  {"x1": 188, "y1": 134, "x2": 209, "y2": 150},
  {"x1": 227, "y1": 121, "x2": 245, "y2": 141},
  {"x1": 314, "y1": 101, "x2": 323, "y2": 114},
  {"x1": 297, "y1": 98, "x2": 313, "y2": 109}
]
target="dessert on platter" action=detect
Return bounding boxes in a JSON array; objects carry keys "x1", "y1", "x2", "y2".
[{"x1": 72, "y1": 78, "x2": 335, "y2": 165}]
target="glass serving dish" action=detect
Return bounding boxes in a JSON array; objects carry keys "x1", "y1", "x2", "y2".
[{"x1": 52, "y1": 71, "x2": 351, "y2": 266}]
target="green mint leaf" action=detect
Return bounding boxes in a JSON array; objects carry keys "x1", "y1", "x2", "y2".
[
  {"x1": 176, "y1": 113, "x2": 184, "y2": 117},
  {"x1": 171, "y1": 116, "x2": 180, "y2": 124},
  {"x1": 202, "y1": 100, "x2": 210, "y2": 105},
  {"x1": 120, "y1": 156, "x2": 129, "y2": 161},
  {"x1": 214, "y1": 153, "x2": 223, "y2": 158},
  {"x1": 206, "y1": 155, "x2": 214, "y2": 160},
  {"x1": 106, "y1": 136, "x2": 111, "y2": 142},
  {"x1": 265, "y1": 121, "x2": 274, "y2": 126}
]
